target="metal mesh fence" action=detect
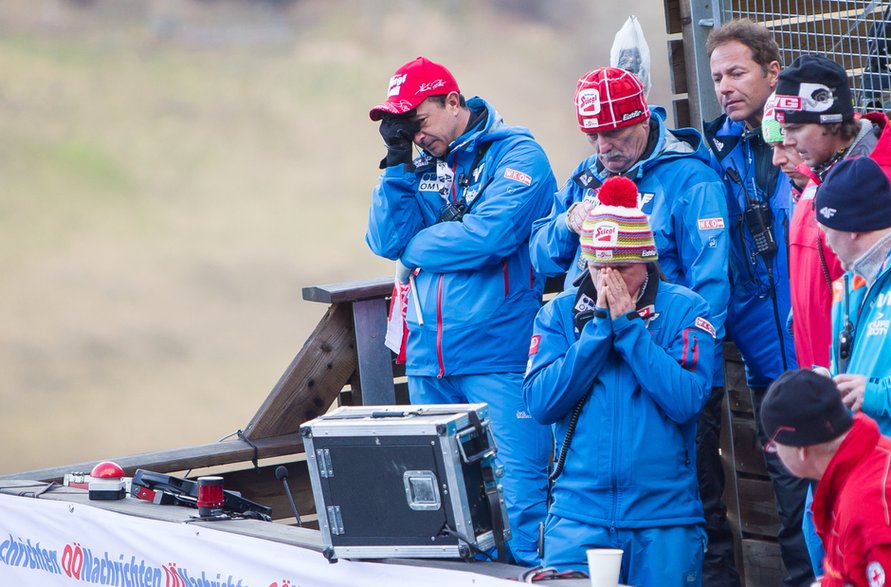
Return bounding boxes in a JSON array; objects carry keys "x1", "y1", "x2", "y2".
[{"x1": 720, "y1": 0, "x2": 891, "y2": 111}]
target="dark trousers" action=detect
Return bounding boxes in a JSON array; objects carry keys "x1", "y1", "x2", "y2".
[
  {"x1": 697, "y1": 386, "x2": 741, "y2": 587},
  {"x1": 752, "y1": 386, "x2": 815, "y2": 587}
]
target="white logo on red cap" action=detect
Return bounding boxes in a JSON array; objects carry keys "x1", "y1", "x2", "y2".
[
  {"x1": 388, "y1": 74, "x2": 407, "y2": 97},
  {"x1": 416, "y1": 79, "x2": 448, "y2": 95},
  {"x1": 576, "y1": 88, "x2": 602, "y2": 117}
]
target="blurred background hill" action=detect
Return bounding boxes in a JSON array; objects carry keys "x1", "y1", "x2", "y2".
[{"x1": 0, "y1": 0, "x2": 671, "y2": 472}]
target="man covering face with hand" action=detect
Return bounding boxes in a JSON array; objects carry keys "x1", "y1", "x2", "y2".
[{"x1": 524, "y1": 176, "x2": 716, "y2": 587}]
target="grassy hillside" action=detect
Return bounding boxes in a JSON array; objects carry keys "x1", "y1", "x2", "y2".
[{"x1": 0, "y1": 0, "x2": 671, "y2": 472}]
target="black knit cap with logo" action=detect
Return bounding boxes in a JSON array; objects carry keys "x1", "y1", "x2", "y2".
[
  {"x1": 775, "y1": 54, "x2": 854, "y2": 124},
  {"x1": 760, "y1": 369, "x2": 853, "y2": 447},
  {"x1": 815, "y1": 156, "x2": 891, "y2": 232}
]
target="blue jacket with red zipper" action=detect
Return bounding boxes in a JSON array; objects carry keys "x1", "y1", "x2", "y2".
[
  {"x1": 523, "y1": 270, "x2": 714, "y2": 528},
  {"x1": 365, "y1": 96, "x2": 557, "y2": 377}
]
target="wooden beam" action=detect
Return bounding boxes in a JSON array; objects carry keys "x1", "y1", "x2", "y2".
[
  {"x1": 758, "y1": 3, "x2": 883, "y2": 30},
  {"x1": 737, "y1": 478, "x2": 781, "y2": 537},
  {"x1": 0, "y1": 433, "x2": 302, "y2": 483},
  {"x1": 243, "y1": 303, "x2": 357, "y2": 439},
  {"x1": 741, "y1": 538, "x2": 786, "y2": 587},
  {"x1": 731, "y1": 417, "x2": 769, "y2": 477},
  {"x1": 352, "y1": 297, "x2": 396, "y2": 405},
  {"x1": 302, "y1": 278, "x2": 392, "y2": 305}
]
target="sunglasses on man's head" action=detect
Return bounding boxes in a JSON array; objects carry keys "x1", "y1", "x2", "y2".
[{"x1": 763, "y1": 425, "x2": 797, "y2": 454}]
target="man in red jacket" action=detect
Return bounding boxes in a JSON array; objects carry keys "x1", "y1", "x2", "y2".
[
  {"x1": 773, "y1": 55, "x2": 891, "y2": 371},
  {"x1": 761, "y1": 369, "x2": 891, "y2": 587}
]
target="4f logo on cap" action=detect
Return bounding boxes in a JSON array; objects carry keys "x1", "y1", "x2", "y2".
[
  {"x1": 387, "y1": 73, "x2": 407, "y2": 97},
  {"x1": 820, "y1": 206, "x2": 837, "y2": 219},
  {"x1": 576, "y1": 88, "x2": 602, "y2": 116}
]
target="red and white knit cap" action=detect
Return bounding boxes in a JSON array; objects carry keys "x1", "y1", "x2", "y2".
[
  {"x1": 580, "y1": 176, "x2": 658, "y2": 264},
  {"x1": 575, "y1": 67, "x2": 650, "y2": 133}
]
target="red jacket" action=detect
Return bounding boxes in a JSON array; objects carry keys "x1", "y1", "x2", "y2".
[
  {"x1": 790, "y1": 112, "x2": 891, "y2": 370},
  {"x1": 813, "y1": 414, "x2": 891, "y2": 586}
]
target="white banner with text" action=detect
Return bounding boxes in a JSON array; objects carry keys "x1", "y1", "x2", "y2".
[{"x1": 0, "y1": 492, "x2": 513, "y2": 587}]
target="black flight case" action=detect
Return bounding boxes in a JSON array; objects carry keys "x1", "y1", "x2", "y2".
[{"x1": 300, "y1": 403, "x2": 510, "y2": 562}]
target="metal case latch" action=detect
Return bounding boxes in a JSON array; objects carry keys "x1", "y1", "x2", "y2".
[{"x1": 402, "y1": 470, "x2": 441, "y2": 511}]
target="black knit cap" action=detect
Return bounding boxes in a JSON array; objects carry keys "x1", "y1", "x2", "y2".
[
  {"x1": 815, "y1": 156, "x2": 891, "y2": 232},
  {"x1": 774, "y1": 54, "x2": 854, "y2": 124},
  {"x1": 760, "y1": 369, "x2": 853, "y2": 448}
]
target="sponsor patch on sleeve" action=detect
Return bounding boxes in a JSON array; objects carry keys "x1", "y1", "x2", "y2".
[
  {"x1": 695, "y1": 316, "x2": 716, "y2": 338},
  {"x1": 528, "y1": 334, "x2": 541, "y2": 356},
  {"x1": 697, "y1": 217, "x2": 725, "y2": 231},
  {"x1": 505, "y1": 168, "x2": 532, "y2": 186}
]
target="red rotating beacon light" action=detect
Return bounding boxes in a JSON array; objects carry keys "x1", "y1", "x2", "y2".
[{"x1": 196, "y1": 476, "x2": 225, "y2": 517}]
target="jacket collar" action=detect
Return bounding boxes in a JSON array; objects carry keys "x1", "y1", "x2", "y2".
[
  {"x1": 851, "y1": 232, "x2": 891, "y2": 286},
  {"x1": 812, "y1": 413, "x2": 881, "y2": 533}
]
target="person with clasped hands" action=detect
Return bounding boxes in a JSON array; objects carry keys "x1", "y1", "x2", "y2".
[
  {"x1": 365, "y1": 56, "x2": 556, "y2": 566},
  {"x1": 524, "y1": 176, "x2": 716, "y2": 587}
]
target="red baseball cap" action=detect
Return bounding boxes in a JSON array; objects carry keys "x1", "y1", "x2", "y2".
[
  {"x1": 369, "y1": 56, "x2": 460, "y2": 121},
  {"x1": 575, "y1": 67, "x2": 649, "y2": 133}
]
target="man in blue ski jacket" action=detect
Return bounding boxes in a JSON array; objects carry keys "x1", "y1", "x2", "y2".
[
  {"x1": 704, "y1": 19, "x2": 810, "y2": 587},
  {"x1": 524, "y1": 175, "x2": 715, "y2": 587},
  {"x1": 365, "y1": 56, "x2": 555, "y2": 566},
  {"x1": 818, "y1": 157, "x2": 891, "y2": 435},
  {"x1": 528, "y1": 65, "x2": 730, "y2": 583}
]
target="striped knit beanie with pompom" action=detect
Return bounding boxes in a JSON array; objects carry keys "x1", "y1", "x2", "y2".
[{"x1": 580, "y1": 176, "x2": 658, "y2": 264}]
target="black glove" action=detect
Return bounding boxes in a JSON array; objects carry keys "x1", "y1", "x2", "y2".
[{"x1": 379, "y1": 116, "x2": 420, "y2": 169}]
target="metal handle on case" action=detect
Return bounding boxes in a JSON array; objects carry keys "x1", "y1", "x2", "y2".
[{"x1": 455, "y1": 424, "x2": 496, "y2": 464}]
